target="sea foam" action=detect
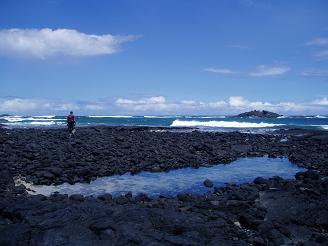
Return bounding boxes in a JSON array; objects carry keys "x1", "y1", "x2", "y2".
[
  {"x1": 89, "y1": 115, "x2": 133, "y2": 118},
  {"x1": 32, "y1": 115, "x2": 55, "y2": 118},
  {"x1": 170, "y1": 120, "x2": 285, "y2": 128}
]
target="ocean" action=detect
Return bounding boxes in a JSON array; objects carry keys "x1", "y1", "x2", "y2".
[{"x1": 1, "y1": 114, "x2": 327, "y2": 133}]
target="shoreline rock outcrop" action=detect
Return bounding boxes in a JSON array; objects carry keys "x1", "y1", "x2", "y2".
[{"x1": 235, "y1": 110, "x2": 282, "y2": 118}]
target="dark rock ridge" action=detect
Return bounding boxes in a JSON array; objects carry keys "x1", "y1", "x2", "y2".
[
  {"x1": 0, "y1": 126, "x2": 328, "y2": 245},
  {"x1": 235, "y1": 110, "x2": 282, "y2": 118},
  {"x1": 1, "y1": 126, "x2": 327, "y2": 186}
]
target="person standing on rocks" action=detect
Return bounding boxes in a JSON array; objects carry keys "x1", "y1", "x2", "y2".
[{"x1": 67, "y1": 111, "x2": 76, "y2": 137}]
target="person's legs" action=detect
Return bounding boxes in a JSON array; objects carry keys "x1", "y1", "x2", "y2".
[
  {"x1": 71, "y1": 123, "x2": 76, "y2": 135},
  {"x1": 67, "y1": 123, "x2": 73, "y2": 136}
]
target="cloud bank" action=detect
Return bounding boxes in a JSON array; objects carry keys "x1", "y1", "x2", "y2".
[
  {"x1": 1, "y1": 96, "x2": 327, "y2": 115},
  {"x1": 0, "y1": 28, "x2": 139, "y2": 58}
]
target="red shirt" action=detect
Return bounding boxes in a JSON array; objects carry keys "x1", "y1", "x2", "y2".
[{"x1": 67, "y1": 114, "x2": 75, "y2": 123}]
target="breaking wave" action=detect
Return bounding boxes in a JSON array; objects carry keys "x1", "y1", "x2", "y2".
[
  {"x1": 170, "y1": 120, "x2": 285, "y2": 128},
  {"x1": 3, "y1": 121, "x2": 65, "y2": 126},
  {"x1": 89, "y1": 115, "x2": 133, "y2": 118},
  {"x1": 32, "y1": 115, "x2": 55, "y2": 118},
  {"x1": 1, "y1": 116, "x2": 61, "y2": 122}
]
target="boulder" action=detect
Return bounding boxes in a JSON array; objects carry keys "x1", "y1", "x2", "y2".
[
  {"x1": 203, "y1": 179, "x2": 213, "y2": 188},
  {"x1": 69, "y1": 194, "x2": 85, "y2": 202}
]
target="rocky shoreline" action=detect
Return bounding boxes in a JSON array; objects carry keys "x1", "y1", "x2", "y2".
[{"x1": 1, "y1": 126, "x2": 328, "y2": 245}]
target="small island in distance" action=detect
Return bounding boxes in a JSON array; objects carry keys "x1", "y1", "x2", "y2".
[{"x1": 235, "y1": 110, "x2": 282, "y2": 118}]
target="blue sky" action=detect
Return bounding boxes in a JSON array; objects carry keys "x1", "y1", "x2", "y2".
[{"x1": 0, "y1": 0, "x2": 328, "y2": 115}]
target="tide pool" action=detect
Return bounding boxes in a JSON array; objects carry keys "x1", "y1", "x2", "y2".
[{"x1": 16, "y1": 156, "x2": 306, "y2": 197}]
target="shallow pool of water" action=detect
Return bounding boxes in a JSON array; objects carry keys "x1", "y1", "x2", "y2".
[{"x1": 16, "y1": 156, "x2": 306, "y2": 197}]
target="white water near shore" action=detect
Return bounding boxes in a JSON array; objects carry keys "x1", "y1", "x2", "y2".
[
  {"x1": 89, "y1": 115, "x2": 133, "y2": 118},
  {"x1": 170, "y1": 120, "x2": 284, "y2": 128},
  {"x1": 1, "y1": 115, "x2": 328, "y2": 131}
]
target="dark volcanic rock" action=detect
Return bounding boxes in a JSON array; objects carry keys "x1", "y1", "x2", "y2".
[
  {"x1": 1, "y1": 126, "x2": 327, "y2": 184},
  {"x1": 0, "y1": 126, "x2": 327, "y2": 245},
  {"x1": 235, "y1": 110, "x2": 282, "y2": 118},
  {"x1": 69, "y1": 194, "x2": 85, "y2": 202},
  {"x1": 203, "y1": 179, "x2": 214, "y2": 188}
]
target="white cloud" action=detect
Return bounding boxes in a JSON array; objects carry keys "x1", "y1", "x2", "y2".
[
  {"x1": 0, "y1": 98, "x2": 80, "y2": 113},
  {"x1": 207, "y1": 101, "x2": 227, "y2": 109},
  {"x1": 180, "y1": 100, "x2": 198, "y2": 105},
  {"x1": 302, "y1": 69, "x2": 328, "y2": 77},
  {"x1": 115, "y1": 96, "x2": 228, "y2": 112},
  {"x1": 228, "y1": 97, "x2": 275, "y2": 111},
  {"x1": 1, "y1": 96, "x2": 328, "y2": 115},
  {"x1": 0, "y1": 28, "x2": 139, "y2": 58},
  {"x1": 51, "y1": 103, "x2": 80, "y2": 111},
  {"x1": 0, "y1": 98, "x2": 39, "y2": 112},
  {"x1": 228, "y1": 96, "x2": 248, "y2": 107},
  {"x1": 204, "y1": 65, "x2": 292, "y2": 77},
  {"x1": 114, "y1": 96, "x2": 328, "y2": 115},
  {"x1": 204, "y1": 67, "x2": 236, "y2": 74},
  {"x1": 313, "y1": 97, "x2": 328, "y2": 106},
  {"x1": 249, "y1": 65, "x2": 290, "y2": 77},
  {"x1": 85, "y1": 104, "x2": 104, "y2": 111},
  {"x1": 115, "y1": 96, "x2": 173, "y2": 111},
  {"x1": 306, "y1": 37, "x2": 328, "y2": 59},
  {"x1": 306, "y1": 37, "x2": 328, "y2": 46}
]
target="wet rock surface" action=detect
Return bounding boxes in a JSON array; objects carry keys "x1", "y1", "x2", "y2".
[{"x1": 0, "y1": 126, "x2": 328, "y2": 245}]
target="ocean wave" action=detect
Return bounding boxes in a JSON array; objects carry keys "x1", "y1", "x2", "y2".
[
  {"x1": 3, "y1": 121, "x2": 65, "y2": 126},
  {"x1": 89, "y1": 115, "x2": 133, "y2": 118},
  {"x1": 3, "y1": 116, "x2": 64, "y2": 122},
  {"x1": 185, "y1": 116, "x2": 226, "y2": 119},
  {"x1": 30, "y1": 121, "x2": 58, "y2": 125},
  {"x1": 2, "y1": 116, "x2": 25, "y2": 122},
  {"x1": 308, "y1": 124, "x2": 328, "y2": 130},
  {"x1": 32, "y1": 115, "x2": 55, "y2": 118},
  {"x1": 143, "y1": 115, "x2": 182, "y2": 118},
  {"x1": 30, "y1": 118, "x2": 64, "y2": 121},
  {"x1": 170, "y1": 120, "x2": 285, "y2": 128},
  {"x1": 305, "y1": 115, "x2": 327, "y2": 119}
]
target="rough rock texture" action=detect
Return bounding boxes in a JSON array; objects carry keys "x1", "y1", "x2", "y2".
[
  {"x1": 0, "y1": 126, "x2": 328, "y2": 245},
  {"x1": 1, "y1": 126, "x2": 327, "y2": 185},
  {"x1": 235, "y1": 110, "x2": 282, "y2": 118}
]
